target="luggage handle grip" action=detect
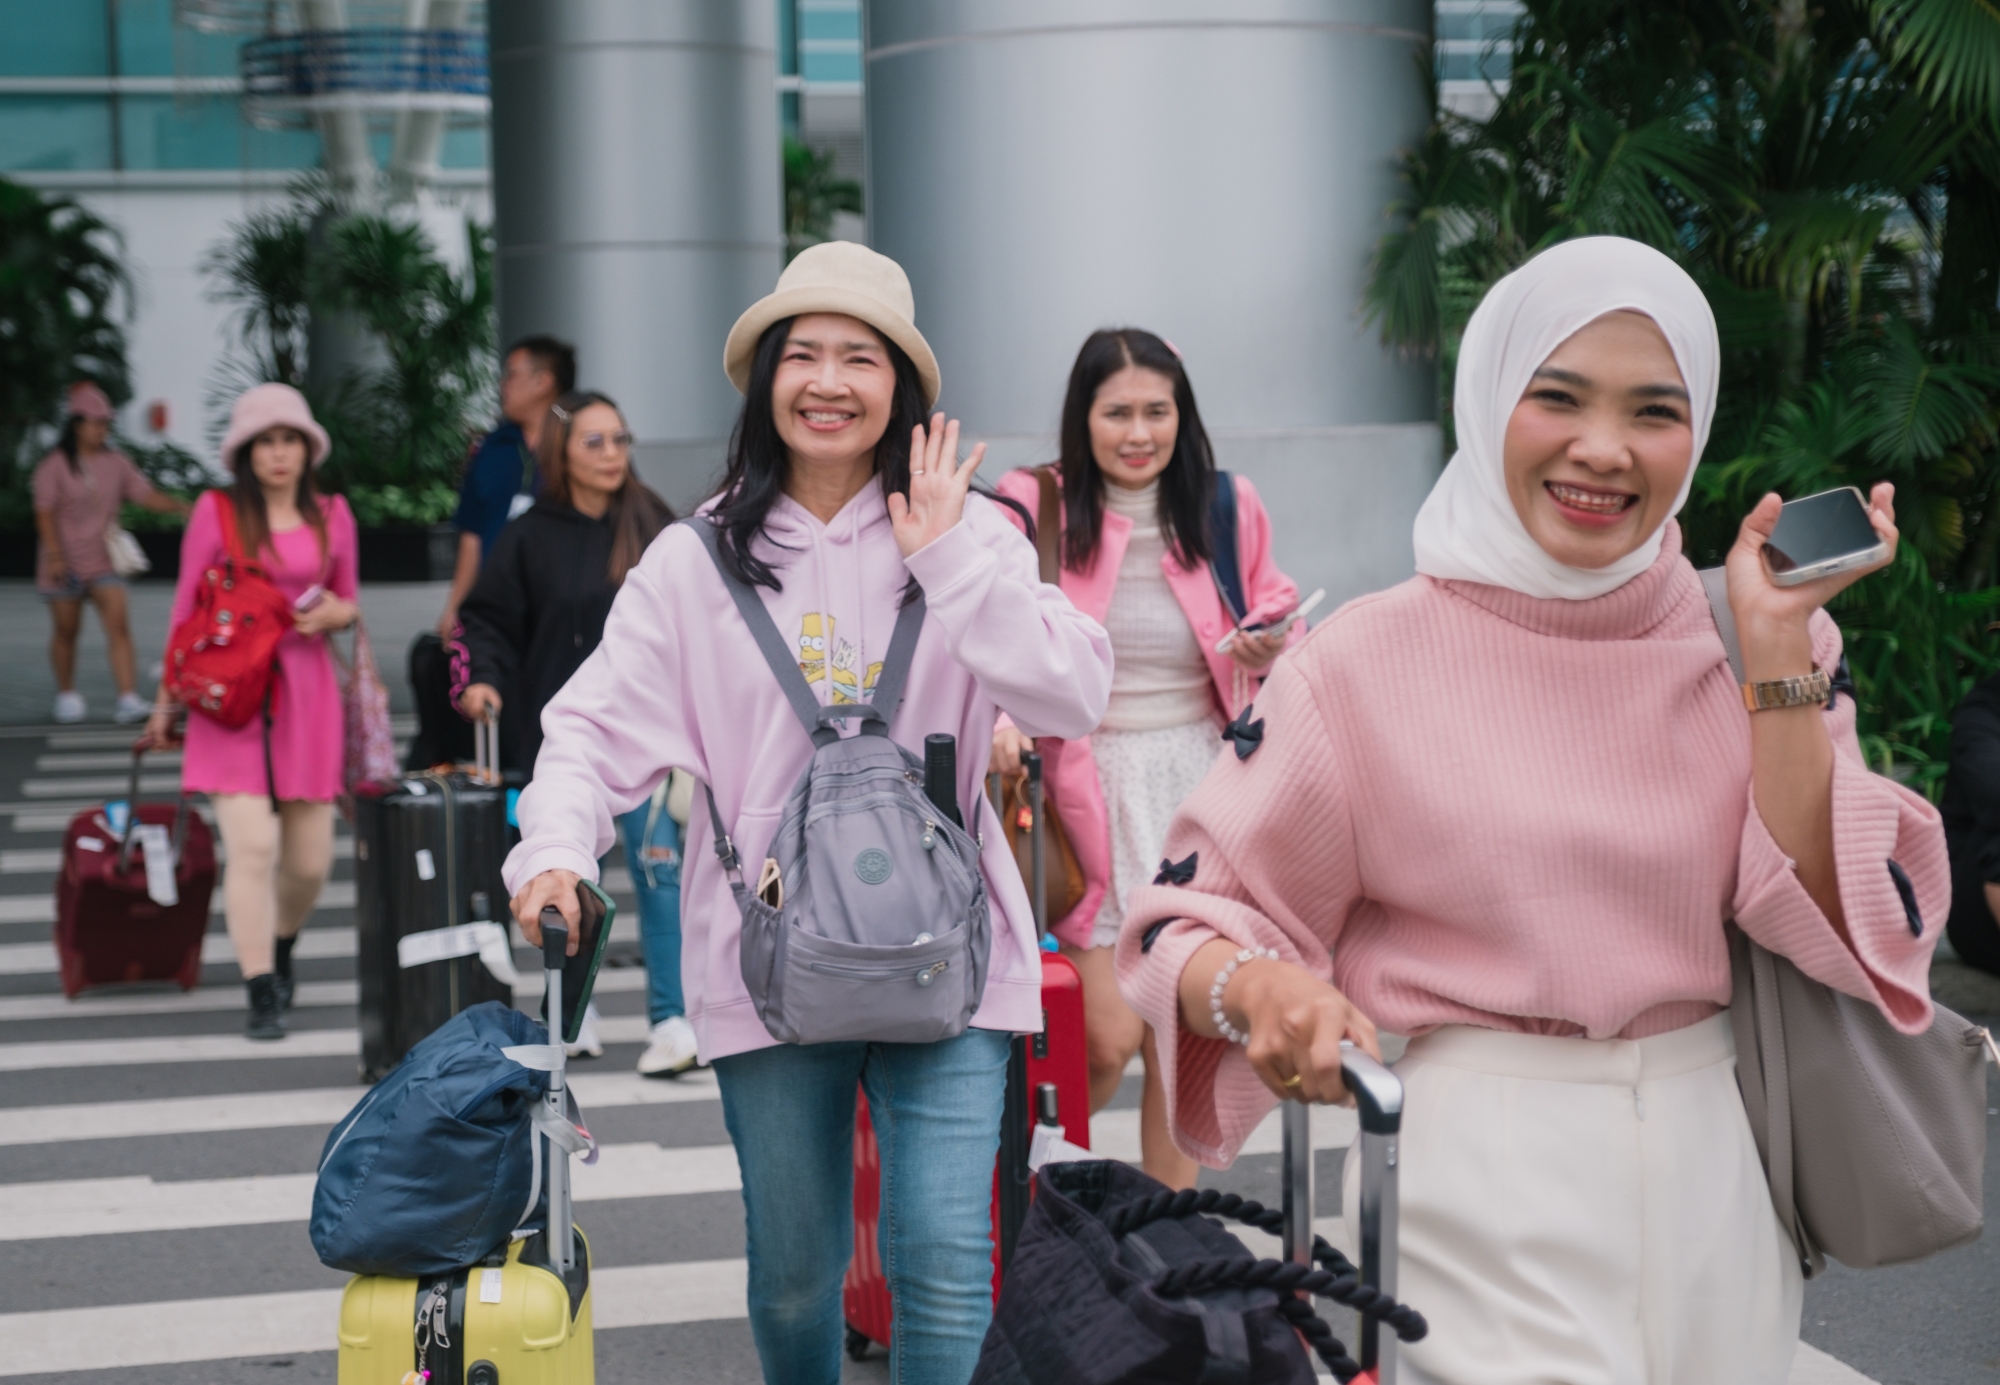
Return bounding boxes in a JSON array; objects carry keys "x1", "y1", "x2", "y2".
[
  {"x1": 539, "y1": 907, "x2": 568, "y2": 971},
  {"x1": 115, "y1": 733, "x2": 190, "y2": 878}
]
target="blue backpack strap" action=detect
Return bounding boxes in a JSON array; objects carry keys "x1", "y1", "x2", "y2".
[{"x1": 1207, "y1": 470, "x2": 1247, "y2": 623}]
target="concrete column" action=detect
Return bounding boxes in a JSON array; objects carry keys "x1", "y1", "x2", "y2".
[
  {"x1": 489, "y1": 1, "x2": 783, "y2": 510},
  {"x1": 865, "y1": 1, "x2": 1441, "y2": 607},
  {"x1": 300, "y1": 0, "x2": 378, "y2": 205}
]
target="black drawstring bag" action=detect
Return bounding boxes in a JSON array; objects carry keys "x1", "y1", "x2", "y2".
[{"x1": 971, "y1": 1160, "x2": 1426, "y2": 1385}]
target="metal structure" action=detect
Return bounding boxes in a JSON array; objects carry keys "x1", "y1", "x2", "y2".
[
  {"x1": 864, "y1": 1, "x2": 1442, "y2": 607},
  {"x1": 488, "y1": 1, "x2": 782, "y2": 510},
  {"x1": 239, "y1": 26, "x2": 487, "y2": 126}
]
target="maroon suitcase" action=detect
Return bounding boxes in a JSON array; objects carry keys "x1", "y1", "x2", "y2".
[{"x1": 54, "y1": 736, "x2": 216, "y2": 997}]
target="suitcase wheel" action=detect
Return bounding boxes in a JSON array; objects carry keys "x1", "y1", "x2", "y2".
[{"x1": 844, "y1": 1324, "x2": 873, "y2": 1362}]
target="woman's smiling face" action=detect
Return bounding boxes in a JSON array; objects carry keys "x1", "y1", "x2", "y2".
[
  {"x1": 770, "y1": 312, "x2": 897, "y2": 471},
  {"x1": 1501, "y1": 310, "x2": 1694, "y2": 570}
]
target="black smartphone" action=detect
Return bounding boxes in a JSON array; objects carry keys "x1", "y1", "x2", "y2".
[
  {"x1": 1763, "y1": 487, "x2": 1887, "y2": 586},
  {"x1": 543, "y1": 878, "x2": 615, "y2": 1045}
]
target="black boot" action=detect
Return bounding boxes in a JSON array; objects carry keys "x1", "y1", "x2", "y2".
[
  {"x1": 273, "y1": 934, "x2": 297, "y2": 1011},
  {"x1": 246, "y1": 974, "x2": 286, "y2": 1041}
]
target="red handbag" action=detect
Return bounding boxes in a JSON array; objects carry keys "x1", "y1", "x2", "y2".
[{"x1": 164, "y1": 492, "x2": 295, "y2": 729}]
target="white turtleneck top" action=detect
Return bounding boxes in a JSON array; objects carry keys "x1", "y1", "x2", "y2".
[{"x1": 1098, "y1": 479, "x2": 1216, "y2": 732}]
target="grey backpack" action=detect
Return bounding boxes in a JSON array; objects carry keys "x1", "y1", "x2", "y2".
[{"x1": 688, "y1": 518, "x2": 991, "y2": 1045}]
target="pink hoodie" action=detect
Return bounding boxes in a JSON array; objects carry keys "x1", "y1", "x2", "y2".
[
  {"x1": 991, "y1": 468, "x2": 1300, "y2": 947},
  {"x1": 504, "y1": 483, "x2": 1114, "y2": 1061}
]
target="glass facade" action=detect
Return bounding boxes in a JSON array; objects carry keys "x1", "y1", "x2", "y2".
[
  {"x1": 798, "y1": 0, "x2": 862, "y2": 87},
  {"x1": 0, "y1": 0, "x2": 487, "y2": 175},
  {"x1": 1436, "y1": 0, "x2": 1520, "y2": 85}
]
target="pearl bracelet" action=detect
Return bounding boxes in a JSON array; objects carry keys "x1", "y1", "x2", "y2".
[{"x1": 1209, "y1": 946, "x2": 1280, "y2": 1045}]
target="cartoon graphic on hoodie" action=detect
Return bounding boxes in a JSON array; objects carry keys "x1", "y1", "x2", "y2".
[
  {"x1": 829, "y1": 637, "x2": 884, "y2": 704},
  {"x1": 797, "y1": 613, "x2": 829, "y2": 684}
]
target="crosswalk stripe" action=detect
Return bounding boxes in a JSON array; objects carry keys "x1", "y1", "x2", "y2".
[
  {"x1": 0, "y1": 1258, "x2": 750, "y2": 1377},
  {"x1": 0, "y1": 1102, "x2": 1354, "y2": 1241},
  {"x1": 0, "y1": 879, "x2": 359, "y2": 926},
  {"x1": 3, "y1": 836, "x2": 358, "y2": 873},
  {"x1": 0, "y1": 908, "x2": 640, "y2": 975},
  {"x1": 0, "y1": 1069, "x2": 720, "y2": 1146},
  {"x1": 0, "y1": 965, "x2": 651, "y2": 1023},
  {"x1": 1, "y1": 1139, "x2": 747, "y2": 1241},
  {"x1": 0, "y1": 1012, "x2": 660, "y2": 1072},
  {"x1": 19, "y1": 775, "x2": 184, "y2": 798},
  {"x1": 34, "y1": 753, "x2": 185, "y2": 773}
]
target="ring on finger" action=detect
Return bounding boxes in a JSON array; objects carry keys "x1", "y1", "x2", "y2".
[{"x1": 1282, "y1": 1073, "x2": 1303, "y2": 1090}]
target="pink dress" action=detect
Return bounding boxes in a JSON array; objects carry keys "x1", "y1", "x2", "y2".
[{"x1": 167, "y1": 490, "x2": 358, "y2": 802}]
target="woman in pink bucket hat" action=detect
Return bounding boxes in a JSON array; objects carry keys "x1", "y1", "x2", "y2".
[
  {"x1": 31, "y1": 381, "x2": 189, "y2": 723},
  {"x1": 147, "y1": 382, "x2": 359, "y2": 1040}
]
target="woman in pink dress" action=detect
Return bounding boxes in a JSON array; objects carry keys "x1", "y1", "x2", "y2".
[{"x1": 148, "y1": 384, "x2": 359, "y2": 1040}]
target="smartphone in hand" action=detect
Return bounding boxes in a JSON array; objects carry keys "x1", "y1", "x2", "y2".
[
  {"x1": 293, "y1": 584, "x2": 326, "y2": 613},
  {"x1": 1761, "y1": 488, "x2": 1887, "y2": 587},
  {"x1": 1215, "y1": 588, "x2": 1326, "y2": 654}
]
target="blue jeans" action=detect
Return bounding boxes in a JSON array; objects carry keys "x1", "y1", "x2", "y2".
[
  {"x1": 615, "y1": 802, "x2": 683, "y2": 1024},
  {"x1": 713, "y1": 1028, "x2": 1011, "y2": 1385}
]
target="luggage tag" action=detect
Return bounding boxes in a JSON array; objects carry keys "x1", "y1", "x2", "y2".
[
  {"x1": 133, "y1": 823, "x2": 178, "y2": 906},
  {"x1": 397, "y1": 921, "x2": 521, "y2": 985},
  {"x1": 756, "y1": 857, "x2": 783, "y2": 909}
]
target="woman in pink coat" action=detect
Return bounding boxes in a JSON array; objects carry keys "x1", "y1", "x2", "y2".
[
  {"x1": 1120, "y1": 239, "x2": 1946, "y2": 1380},
  {"x1": 991, "y1": 328, "x2": 1301, "y2": 1186},
  {"x1": 148, "y1": 384, "x2": 359, "y2": 1041}
]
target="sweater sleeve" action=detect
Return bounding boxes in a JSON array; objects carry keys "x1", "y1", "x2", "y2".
[
  {"x1": 505, "y1": 528, "x2": 705, "y2": 890},
  {"x1": 1732, "y1": 611, "x2": 1946, "y2": 1033},
  {"x1": 458, "y1": 522, "x2": 531, "y2": 695},
  {"x1": 1115, "y1": 650, "x2": 1360, "y2": 1166},
  {"x1": 116, "y1": 453, "x2": 157, "y2": 506},
  {"x1": 326, "y1": 496, "x2": 358, "y2": 601},
  {"x1": 1232, "y1": 476, "x2": 1301, "y2": 637},
  {"x1": 901, "y1": 494, "x2": 1111, "y2": 741},
  {"x1": 165, "y1": 492, "x2": 227, "y2": 643}
]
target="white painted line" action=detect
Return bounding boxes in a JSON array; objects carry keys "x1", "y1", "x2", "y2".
[
  {"x1": 0, "y1": 1067, "x2": 719, "y2": 1146},
  {"x1": 0, "y1": 964, "x2": 649, "y2": 1023},
  {"x1": 0, "y1": 909, "x2": 638, "y2": 975},
  {"x1": 0, "y1": 1138, "x2": 743, "y2": 1240},
  {"x1": 1791, "y1": 1345, "x2": 1884, "y2": 1385},
  {"x1": 1083, "y1": 1104, "x2": 1357, "y2": 1163},
  {"x1": 35, "y1": 753, "x2": 184, "y2": 773},
  {"x1": 0, "y1": 879, "x2": 359, "y2": 926},
  {"x1": 0, "y1": 925, "x2": 357, "y2": 976},
  {"x1": 0, "y1": 1257, "x2": 748, "y2": 1377},
  {"x1": 0, "y1": 1012, "x2": 657, "y2": 1072},
  {"x1": 2, "y1": 838, "x2": 358, "y2": 873},
  {"x1": 20, "y1": 774, "x2": 183, "y2": 798}
]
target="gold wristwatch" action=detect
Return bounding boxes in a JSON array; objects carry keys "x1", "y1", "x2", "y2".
[{"x1": 1742, "y1": 666, "x2": 1832, "y2": 712}]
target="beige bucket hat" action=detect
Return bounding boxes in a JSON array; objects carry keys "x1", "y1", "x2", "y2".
[{"x1": 723, "y1": 241, "x2": 941, "y2": 409}]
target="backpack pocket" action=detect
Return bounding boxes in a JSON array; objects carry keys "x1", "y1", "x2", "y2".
[{"x1": 776, "y1": 921, "x2": 982, "y2": 1045}]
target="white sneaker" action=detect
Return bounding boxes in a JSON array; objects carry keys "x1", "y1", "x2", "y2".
[
  {"x1": 52, "y1": 692, "x2": 85, "y2": 724},
  {"x1": 636, "y1": 1015, "x2": 699, "y2": 1078},
  {"x1": 564, "y1": 1002, "x2": 604, "y2": 1059},
  {"x1": 113, "y1": 692, "x2": 150, "y2": 724}
]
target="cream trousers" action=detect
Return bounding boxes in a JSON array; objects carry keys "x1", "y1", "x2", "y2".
[
  {"x1": 211, "y1": 795, "x2": 335, "y2": 979},
  {"x1": 1341, "y1": 1014, "x2": 1803, "y2": 1385}
]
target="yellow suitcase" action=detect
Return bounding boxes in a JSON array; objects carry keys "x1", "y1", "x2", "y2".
[
  {"x1": 337, "y1": 1228, "x2": 593, "y2": 1385},
  {"x1": 339, "y1": 909, "x2": 600, "y2": 1385}
]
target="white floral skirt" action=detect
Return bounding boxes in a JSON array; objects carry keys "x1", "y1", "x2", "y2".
[{"x1": 1089, "y1": 717, "x2": 1224, "y2": 949}]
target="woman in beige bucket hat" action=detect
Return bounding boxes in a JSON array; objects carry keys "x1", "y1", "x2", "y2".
[{"x1": 504, "y1": 242, "x2": 1113, "y2": 1383}]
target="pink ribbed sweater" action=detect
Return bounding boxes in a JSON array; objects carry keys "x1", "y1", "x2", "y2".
[{"x1": 1116, "y1": 525, "x2": 1947, "y2": 1167}]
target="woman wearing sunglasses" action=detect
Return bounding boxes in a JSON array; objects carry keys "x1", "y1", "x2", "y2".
[{"x1": 459, "y1": 392, "x2": 685, "y2": 1064}]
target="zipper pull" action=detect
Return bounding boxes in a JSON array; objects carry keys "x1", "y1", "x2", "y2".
[{"x1": 921, "y1": 820, "x2": 937, "y2": 850}]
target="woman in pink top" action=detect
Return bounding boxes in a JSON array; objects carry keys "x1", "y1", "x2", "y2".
[
  {"x1": 148, "y1": 384, "x2": 359, "y2": 1041},
  {"x1": 991, "y1": 328, "x2": 1300, "y2": 1188},
  {"x1": 32, "y1": 381, "x2": 189, "y2": 724},
  {"x1": 1120, "y1": 238, "x2": 1946, "y2": 1382}
]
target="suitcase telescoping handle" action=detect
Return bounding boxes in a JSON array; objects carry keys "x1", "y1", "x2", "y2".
[
  {"x1": 1283, "y1": 1046, "x2": 1405, "y2": 1384},
  {"x1": 473, "y1": 709, "x2": 500, "y2": 786},
  {"x1": 539, "y1": 906, "x2": 573, "y2": 1275},
  {"x1": 115, "y1": 733, "x2": 190, "y2": 878},
  {"x1": 1021, "y1": 749, "x2": 1047, "y2": 938}
]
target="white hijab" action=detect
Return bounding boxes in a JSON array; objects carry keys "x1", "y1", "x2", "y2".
[{"x1": 1410, "y1": 237, "x2": 1720, "y2": 600}]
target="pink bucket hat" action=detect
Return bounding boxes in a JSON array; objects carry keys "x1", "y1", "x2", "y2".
[
  {"x1": 66, "y1": 381, "x2": 114, "y2": 422},
  {"x1": 220, "y1": 382, "x2": 332, "y2": 468}
]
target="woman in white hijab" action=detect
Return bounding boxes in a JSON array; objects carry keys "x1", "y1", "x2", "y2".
[{"x1": 1116, "y1": 237, "x2": 1948, "y2": 1380}]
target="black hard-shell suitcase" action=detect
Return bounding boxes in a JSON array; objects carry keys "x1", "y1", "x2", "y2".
[{"x1": 355, "y1": 718, "x2": 515, "y2": 1081}]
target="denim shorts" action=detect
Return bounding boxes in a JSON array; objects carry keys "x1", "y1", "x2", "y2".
[{"x1": 38, "y1": 572, "x2": 124, "y2": 602}]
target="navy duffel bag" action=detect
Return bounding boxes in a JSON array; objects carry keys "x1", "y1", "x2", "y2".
[{"x1": 311, "y1": 1001, "x2": 549, "y2": 1276}]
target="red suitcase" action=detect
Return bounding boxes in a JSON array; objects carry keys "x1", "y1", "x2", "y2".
[
  {"x1": 843, "y1": 754, "x2": 1092, "y2": 1357},
  {"x1": 54, "y1": 736, "x2": 216, "y2": 997}
]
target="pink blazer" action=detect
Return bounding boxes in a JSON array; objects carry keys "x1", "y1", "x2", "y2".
[{"x1": 993, "y1": 467, "x2": 1300, "y2": 946}]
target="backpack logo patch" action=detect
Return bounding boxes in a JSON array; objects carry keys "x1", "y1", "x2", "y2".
[{"x1": 854, "y1": 849, "x2": 893, "y2": 885}]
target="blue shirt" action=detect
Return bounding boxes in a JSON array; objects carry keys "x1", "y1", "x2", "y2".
[{"x1": 452, "y1": 422, "x2": 539, "y2": 562}]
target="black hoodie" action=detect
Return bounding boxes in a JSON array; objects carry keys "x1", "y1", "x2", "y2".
[{"x1": 459, "y1": 499, "x2": 624, "y2": 773}]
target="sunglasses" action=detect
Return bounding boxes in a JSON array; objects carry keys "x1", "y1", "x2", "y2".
[{"x1": 578, "y1": 431, "x2": 635, "y2": 453}]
